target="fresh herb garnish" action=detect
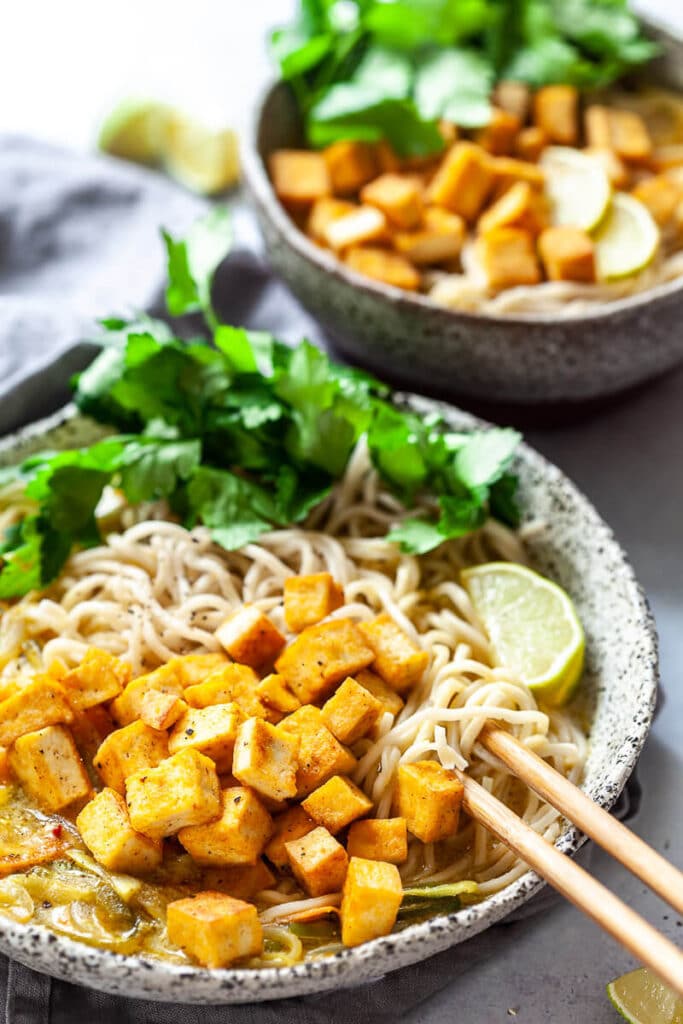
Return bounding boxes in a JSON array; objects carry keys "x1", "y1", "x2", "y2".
[
  {"x1": 0, "y1": 210, "x2": 520, "y2": 598},
  {"x1": 271, "y1": 0, "x2": 658, "y2": 151}
]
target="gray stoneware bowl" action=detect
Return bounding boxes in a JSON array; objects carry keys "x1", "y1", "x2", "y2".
[
  {"x1": 243, "y1": 17, "x2": 683, "y2": 406},
  {"x1": 0, "y1": 398, "x2": 658, "y2": 1002}
]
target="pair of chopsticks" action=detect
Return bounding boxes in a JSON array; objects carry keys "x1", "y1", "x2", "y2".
[{"x1": 455, "y1": 725, "x2": 683, "y2": 997}]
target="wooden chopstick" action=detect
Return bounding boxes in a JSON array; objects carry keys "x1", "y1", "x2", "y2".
[
  {"x1": 456, "y1": 768, "x2": 683, "y2": 998},
  {"x1": 479, "y1": 724, "x2": 683, "y2": 915}
]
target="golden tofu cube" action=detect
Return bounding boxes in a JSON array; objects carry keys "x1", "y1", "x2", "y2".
[
  {"x1": 232, "y1": 717, "x2": 299, "y2": 801},
  {"x1": 0, "y1": 746, "x2": 10, "y2": 783},
  {"x1": 167, "y1": 892, "x2": 263, "y2": 968},
  {"x1": 324, "y1": 140, "x2": 377, "y2": 195},
  {"x1": 538, "y1": 226, "x2": 596, "y2": 283},
  {"x1": 126, "y1": 748, "x2": 220, "y2": 839},
  {"x1": 110, "y1": 663, "x2": 184, "y2": 726},
  {"x1": 393, "y1": 206, "x2": 466, "y2": 265},
  {"x1": 324, "y1": 205, "x2": 388, "y2": 250},
  {"x1": 10, "y1": 725, "x2": 91, "y2": 812},
  {"x1": 478, "y1": 181, "x2": 548, "y2": 237},
  {"x1": 275, "y1": 618, "x2": 374, "y2": 705},
  {"x1": 347, "y1": 817, "x2": 408, "y2": 864},
  {"x1": 360, "y1": 173, "x2": 423, "y2": 228},
  {"x1": 178, "y1": 786, "x2": 272, "y2": 866},
  {"x1": 533, "y1": 85, "x2": 578, "y2": 145},
  {"x1": 70, "y1": 704, "x2": 115, "y2": 765},
  {"x1": 632, "y1": 174, "x2": 682, "y2": 226},
  {"x1": 427, "y1": 143, "x2": 495, "y2": 221},
  {"x1": 279, "y1": 705, "x2": 356, "y2": 798},
  {"x1": 302, "y1": 775, "x2": 373, "y2": 834},
  {"x1": 215, "y1": 606, "x2": 286, "y2": 669},
  {"x1": 0, "y1": 677, "x2": 74, "y2": 747},
  {"x1": 77, "y1": 787, "x2": 162, "y2": 873},
  {"x1": 375, "y1": 140, "x2": 401, "y2": 173},
  {"x1": 355, "y1": 669, "x2": 405, "y2": 719},
  {"x1": 285, "y1": 825, "x2": 348, "y2": 897},
  {"x1": 94, "y1": 720, "x2": 169, "y2": 794},
  {"x1": 321, "y1": 676, "x2": 382, "y2": 745},
  {"x1": 476, "y1": 227, "x2": 541, "y2": 290},
  {"x1": 358, "y1": 613, "x2": 428, "y2": 694},
  {"x1": 264, "y1": 805, "x2": 317, "y2": 871},
  {"x1": 653, "y1": 145, "x2": 683, "y2": 171},
  {"x1": 393, "y1": 760, "x2": 464, "y2": 842},
  {"x1": 269, "y1": 150, "x2": 331, "y2": 206},
  {"x1": 139, "y1": 690, "x2": 187, "y2": 731},
  {"x1": 514, "y1": 126, "x2": 547, "y2": 163},
  {"x1": 474, "y1": 107, "x2": 521, "y2": 156},
  {"x1": 172, "y1": 652, "x2": 229, "y2": 688},
  {"x1": 202, "y1": 858, "x2": 275, "y2": 900},
  {"x1": 493, "y1": 80, "x2": 530, "y2": 122},
  {"x1": 169, "y1": 703, "x2": 245, "y2": 774},
  {"x1": 255, "y1": 674, "x2": 301, "y2": 715},
  {"x1": 185, "y1": 663, "x2": 259, "y2": 709},
  {"x1": 585, "y1": 106, "x2": 652, "y2": 163},
  {"x1": 62, "y1": 648, "x2": 131, "y2": 710},
  {"x1": 340, "y1": 856, "x2": 403, "y2": 947},
  {"x1": 344, "y1": 247, "x2": 421, "y2": 291},
  {"x1": 490, "y1": 156, "x2": 545, "y2": 198},
  {"x1": 307, "y1": 198, "x2": 356, "y2": 244},
  {"x1": 284, "y1": 572, "x2": 345, "y2": 633}
]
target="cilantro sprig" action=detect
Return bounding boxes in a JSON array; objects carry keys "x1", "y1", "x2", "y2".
[{"x1": 0, "y1": 210, "x2": 520, "y2": 598}]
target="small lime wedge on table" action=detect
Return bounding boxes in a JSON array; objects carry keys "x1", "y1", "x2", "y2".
[
  {"x1": 164, "y1": 115, "x2": 240, "y2": 195},
  {"x1": 607, "y1": 967, "x2": 683, "y2": 1023},
  {"x1": 540, "y1": 146, "x2": 612, "y2": 232},
  {"x1": 98, "y1": 99, "x2": 171, "y2": 165},
  {"x1": 461, "y1": 562, "x2": 584, "y2": 706},
  {"x1": 592, "y1": 192, "x2": 660, "y2": 281}
]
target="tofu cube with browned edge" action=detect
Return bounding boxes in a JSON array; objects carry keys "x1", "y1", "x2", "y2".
[
  {"x1": 478, "y1": 181, "x2": 548, "y2": 237},
  {"x1": 358, "y1": 614, "x2": 428, "y2": 694},
  {"x1": 167, "y1": 892, "x2": 263, "y2": 968},
  {"x1": 184, "y1": 663, "x2": 260, "y2": 712},
  {"x1": 344, "y1": 248, "x2": 421, "y2": 291},
  {"x1": 347, "y1": 817, "x2": 408, "y2": 864},
  {"x1": 178, "y1": 786, "x2": 272, "y2": 866},
  {"x1": 307, "y1": 198, "x2": 356, "y2": 244},
  {"x1": 278, "y1": 705, "x2": 356, "y2": 797},
  {"x1": 283, "y1": 573, "x2": 345, "y2": 633},
  {"x1": 585, "y1": 106, "x2": 652, "y2": 163},
  {"x1": 514, "y1": 126, "x2": 547, "y2": 163},
  {"x1": 0, "y1": 677, "x2": 74, "y2": 747},
  {"x1": 302, "y1": 776, "x2": 373, "y2": 834},
  {"x1": 324, "y1": 141, "x2": 377, "y2": 195},
  {"x1": 10, "y1": 725, "x2": 91, "y2": 812},
  {"x1": 94, "y1": 720, "x2": 169, "y2": 794},
  {"x1": 538, "y1": 227, "x2": 596, "y2": 283},
  {"x1": 321, "y1": 677, "x2": 382, "y2": 745},
  {"x1": 427, "y1": 143, "x2": 495, "y2": 221},
  {"x1": 393, "y1": 207, "x2": 466, "y2": 265},
  {"x1": 275, "y1": 618, "x2": 374, "y2": 705},
  {"x1": 62, "y1": 648, "x2": 131, "y2": 710},
  {"x1": 172, "y1": 652, "x2": 229, "y2": 688},
  {"x1": 110, "y1": 663, "x2": 184, "y2": 726},
  {"x1": 285, "y1": 826, "x2": 349, "y2": 897},
  {"x1": 169, "y1": 703, "x2": 245, "y2": 774},
  {"x1": 632, "y1": 175, "x2": 682, "y2": 226},
  {"x1": 490, "y1": 157, "x2": 545, "y2": 199},
  {"x1": 474, "y1": 107, "x2": 521, "y2": 156},
  {"x1": 139, "y1": 690, "x2": 187, "y2": 731},
  {"x1": 360, "y1": 173, "x2": 423, "y2": 229},
  {"x1": 340, "y1": 856, "x2": 403, "y2": 947},
  {"x1": 269, "y1": 150, "x2": 331, "y2": 206},
  {"x1": 533, "y1": 85, "x2": 578, "y2": 145},
  {"x1": 476, "y1": 227, "x2": 541, "y2": 290},
  {"x1": 264, "y1": 805, "x2": 317, "y2": 871},
  {"x1": 255, "y1": 674, "x2": 301, "y2": 716},
  {"x1": 126, "y1": 748, "x2": 220, "y2": 839},
  {"x1": 215, "y1": 606, "x2": 286, "y2": 669},
  {"x1": 202, "y1": 858, "x2": 275, "y2": 900},
  {"x1": 77, "y1": 787, "x2": 162, "y2": 873},
  {"x1": 324, "y1": 206, "x2": 388, "y2": 251},
  {"x1": 355, "y1": 670, "x2": 405, "y2": 719},
  {"x1": 0, "y1": 746, "x2": 10, "y2": 783},
  {"x1": 232, "y1": 718, "x2": 299, "y2": 801},
  {"x1": 393, "y1": 760, "x2": 464, "y2": 842}
]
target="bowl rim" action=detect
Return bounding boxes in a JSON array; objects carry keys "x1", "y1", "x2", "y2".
[{"x1": 0, "y1": 399, "x2": 660, "y2": 1002}]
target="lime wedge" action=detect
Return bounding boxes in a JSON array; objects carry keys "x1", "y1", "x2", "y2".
[
  {"x1": 540, "y1": 146, "x2": 611, "y2": 231},
  {"x1": 607, "y1": 968, "x2": 683, "y2": 1023},
  {"x1": 98, "y1": 99, "x2": 170, "y2": 165},
  {"x1": 461, "y1": 562, "x2": 585, "y2": 706},
  {"x1": 164, "y1": 115, "x2": 240, "y2": 195},
  {"x1": 593, "y1": 192, "x2": 660, "y2": 281}
]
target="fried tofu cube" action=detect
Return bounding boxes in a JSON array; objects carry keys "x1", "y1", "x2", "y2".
[
  {"x1": 493, "y1": 80, "x2": 531, "y2": 122},
  {"x1": 344, "y1": 247, "x2": 421, "y2": 291},
  {"x1": 478, "y1": 180, "x2": 548, "y2": 237},
  {"x1": 375, "y1": 140, "x2": 401, "y2": 173},
  {"x1": 393, "y1": 760, "x2": 464, "y2": 842},
  {"x1": 538, "y1": 226, "x2": 596, "y2": 283},
  {"x1": 324, "y1": 140, "x2": 377, "y2": 195},
  {"x1": 302, "y1": 776, "x2": 373, "y2": 834},
  {"x1": 355, "y1": 669, "x2": 405, "y2": 718},
  {"x1": 653, "y1": 145, "x2": 683, "y2": 171},
  {"x1": 0, "y1": 677, "x2": 74, "y2": 747},
  {"x1": 77, "y1": 787, "x2": 162, "y2": 873},
  {"x1": 584, "y1": 105, "x2": 612, "y2": 149},
  {"x1": 360, "y1": 173, "x2": 423, "y2": 228},
  {"x1": 428, "y1": 143, "x2": 495, "y2": 221},
  {"x1": 264, "y1": 805, "x2": 317, "y2": 871},
  {"x1": 490, "y1": 156, "x2": 545, "y2": 198},
  {"x1": 178, "y1": 786, "x2": 272, "y2": 866},
  {"x1": 279, "y1": 705, "x2": 356, "y2": 798},
  {"x1": 139, "y1": 690, "x2": 187, "y2": 731},
  {"x1": 110, "y1": 663, "x2": 184, "y2": 726},
  {"x1": 168, "y1": 703, "x2": 245, "y2": 774},
  {"x1": 533, "y1": 85, "x2": 578, "y2": 145},
  {"x1": 215, "y1": 606, "x2": 286, "y2": 669},
  {"x1": 185, "y1": 663, "x2": 259, "y2": 709},
  {"x1": 340, "y1": 856, "x2": 402, "y2": 947},
  {"x1": 347, "y1": 817, "x2": 408, "y2": 864},
  {"x1": 321, "y1": 677, "x2": 382, "y2": 745},
  {"x1": 94, "y1": 720, "x2": 169, "y2": 793},
  {"x1": 171, "y1": 652, "x2": 229, "y2": 688},
  {"x1": 126, "y1": 748, "x2": 220, "y2": 839},
  {"x1": 70, "y1": 704, "x2": 116, "y2": 765},
  {"x1": 474, "y1": 107, "x2": 521, "y2": 156},
  {"x1": 393, "y1": 207, "x2": 466, "y2": 265},
  {"x1": 284, "y1": 573, "x2": 345, "y2": 633},
  {"x1": 514, "y1": 126, "x2": 547, "y2": 163},
  {"x1": 256, "y1": 674, "x2": 301, "y2": 716},
  {"x1": 477, "y1": 227, "x2": 541, "y2": 290},
  {"x1": 0, "y1": 746, "x2": 10, "y2": 784},
  {"x1": 324, "y1": 205, "x2": 388, "y2": 250},
  {"x1": 307, "y1": 198, "x2": 357, "y2": 244},
  {"x1": 167, "y1": 892, "x2": 263, "y2": 968},
  {"x1": 10, "y1": 725, "x2": 91, "y2": 812},
  {"x1": 285, "y1": 825, "x2": 349, "y2": 896},
  {"x1": 632, "y1": 174, "x2": 682, "y2": 226},
  {"x1": 232, "y1": 718, "x2": 300, "y2": 801},
  {"x1": 275, "y1": 618, "x2": 374, "y2": 705},
  {"x1": 61, "y1": 648, "x2": 131, "y2": 710},
  {"x1": 269, "y1": 150, "x2": 331, "y2": 206},
  {"x1": 202, "y1": 858, "x2": 275, "y2": 899},
  {"x1": 585, "y1": 106, "x2": 652, "y2": 163},
  {"x1": 358, "y1": 614, "x2": 428, "y2": 694}
]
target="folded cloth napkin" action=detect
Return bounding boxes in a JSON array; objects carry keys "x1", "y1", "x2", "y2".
[{"x1": 0, "y1": 135, "x2": 642, "y2": 1022}]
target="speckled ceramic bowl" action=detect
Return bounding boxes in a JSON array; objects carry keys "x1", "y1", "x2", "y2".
[
  {"x1": 0, "y1": 398, "x2": 658, "y2": 1002},
  {"x1": 243, "y1": 18, "x2": 683, "y2": 406}
]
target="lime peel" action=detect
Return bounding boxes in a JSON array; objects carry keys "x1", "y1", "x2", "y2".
[
  {"x1": 607, "y1": 967, "x2": 683, "y2": 1024},
  {"x1": 593, "y1": 192, "x2": 660, "y2": 282},
  {"x1": 540, "y1": 146, "x2": 612, "y2": 232}
]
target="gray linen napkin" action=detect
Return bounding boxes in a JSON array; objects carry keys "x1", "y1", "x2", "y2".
[{"x1": 0, "y1": 135, "x2": 641, "y2": 1022}]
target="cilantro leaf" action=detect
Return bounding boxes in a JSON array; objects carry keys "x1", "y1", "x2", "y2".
[{"x1": 163, "y1": 207, "x2": 232, "y2": 324}]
